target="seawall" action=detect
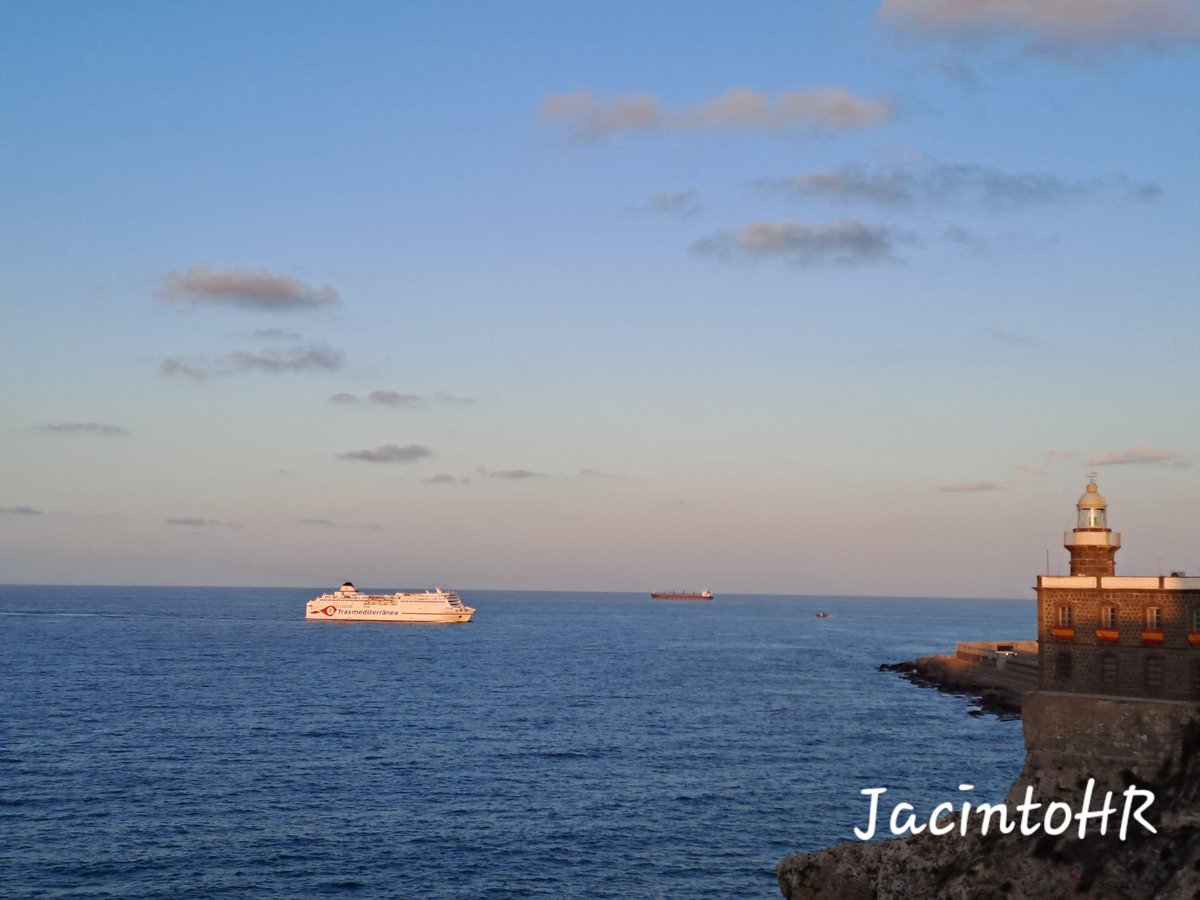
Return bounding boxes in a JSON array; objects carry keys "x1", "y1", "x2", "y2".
[{"x1": 882, "y1": 640, "x2": 1039, "y2": 715}]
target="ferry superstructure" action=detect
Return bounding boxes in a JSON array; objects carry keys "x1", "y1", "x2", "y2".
[{"x1": 305, "y1": 582, "x2": 474, "y2": 623}]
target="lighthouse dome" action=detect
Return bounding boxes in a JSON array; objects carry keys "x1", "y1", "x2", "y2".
[
  {"x1": 1075, "y1": 480, "x2": 1108, "y2": 528},
  {"x1": 1077, "y1": 481, "x2": 1107, "y2": 509}
]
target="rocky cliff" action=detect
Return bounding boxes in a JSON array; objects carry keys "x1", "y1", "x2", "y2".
[{"x1": 777, "y1": 693, "x2": 1200, "y2": 899}]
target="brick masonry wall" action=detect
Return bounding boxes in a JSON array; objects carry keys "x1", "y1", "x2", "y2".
[
  {"x1": 1037, "y1": 587, "x2": 1200, "y2": 702},
  {"x1": 1068, "y1": 544, "x2": 1117, "y2": 576}
]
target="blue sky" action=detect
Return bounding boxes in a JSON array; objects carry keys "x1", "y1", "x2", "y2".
[{"x1": 2, "y1": 0, "x2": 1197, "y2": 595}]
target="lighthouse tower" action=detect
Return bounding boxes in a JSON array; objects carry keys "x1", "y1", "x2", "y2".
[{"x1": 1064, "y1": 476, "x2": 1121, "y2": 576}]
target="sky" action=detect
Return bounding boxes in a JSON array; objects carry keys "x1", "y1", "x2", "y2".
[{"x1": 2, "y1": 0, "x2": 1198, "y2": 597}]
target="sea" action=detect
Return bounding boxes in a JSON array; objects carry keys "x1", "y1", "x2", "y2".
[{"x1": 1, "y1": 586, "x2": 1034, "y2": 898}]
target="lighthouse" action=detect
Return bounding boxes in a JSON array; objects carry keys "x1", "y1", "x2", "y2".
[
  {"x1": 1064, "y1": 476, "x2": 1121, "y2": 577},
  {"x1": 1037, "y1": 478, "x2": 1199, "y2": 701}
]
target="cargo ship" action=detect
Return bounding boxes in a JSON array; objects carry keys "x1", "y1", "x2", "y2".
[
  {"x1": 651, "y1": 589, "x2": 713, "y2": 601},
  {"x1": 305, "y1": 581, "x2": 474, "y2": 623}
]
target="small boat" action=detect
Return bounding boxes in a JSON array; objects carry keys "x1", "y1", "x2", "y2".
[
  {"x1": 814, "y1": 611, "x2": 831, "y2": 618},
  {"x1": 651, "y1": 590, "x2": 714, "y2": 601},
  {"x1": 306, "y1": 581, "x2": 474, "y2": 623}
]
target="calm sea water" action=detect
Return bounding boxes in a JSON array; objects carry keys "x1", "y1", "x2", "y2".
[{"x1": 2, "y1": 586, "x2": 1033, "y2": 898}]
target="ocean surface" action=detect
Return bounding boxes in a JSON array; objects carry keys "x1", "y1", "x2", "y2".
[{"x1": 2, "y1": 586, "x2": 1034, "y2": 898}]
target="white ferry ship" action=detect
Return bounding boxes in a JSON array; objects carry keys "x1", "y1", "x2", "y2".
[{"x1": 305, "y1": 582, "x2": 475, "y2": 623}]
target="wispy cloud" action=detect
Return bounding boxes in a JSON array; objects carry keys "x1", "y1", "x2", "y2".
[
  {"x1": 691, "y1": 218, "x2": 901, "y2": 266},
  {"x1": 157, "y1": 265, "x2": 340, "y2": 312},
  {"x1": 165, "y1": 516, "x2": 238, "y2": 527},
  {"x1": 160, "y1": 359, "x2": 213, "y2": 380},
  {"x1": 434, "y1": 392, "x2": 477, "y2": 406},
  {"x1": 1087, "y1": 445, "x2": 1190, "y2": 467},
  {"x1": 638, "y1": 189, "x2": 703, "y2": 218},
  {"x1": 1, "y1": 505, "x2": 42, "y2": 516},
  {"x1": 299, "y1": 518, "x2": 385, "y2": 530},
  {"x1": 337, "y1": 444, "x2": 432, "y2": 463},
  {"x1": 1017, "y1": 448, "x2": 1078, "y2": 476},
  {"x1": 483, "y1": 468, "x2": 545, "y2": 480},
  {"x1": 162, "y1": 343, "x2": 343, "y2": 379},
  {"x1": 539, "y1": 86, "x2": 893, "y2": 142},
  {"x1": 229, "y1": 345, "x2": 343, "y2": 373},
  {"x1": 332, "y1": 390, "x2": 478, "y2": 407},
  {"x1": 579, "y1": 468, "x2": 624, "y2": 479},
  {"x1": 755, "y1": 161, "x2": 1159, "y2": 209},
  {"x1": 368, "y1": 390, "x2": 422, "y2": 407},
  {"x1": 252, "y1": 328, "x2": 303, "y2": 340},
  {"x1": 878, "y1": 0, "x2": 1200, "y2": 54},
  {"x1": 36, "y1": 422, "x2": 128, "y2": 436},
  {"x1": 424, "y1": 473, "x2": 468, "y2": 484},
  {"x1": 934, "y1": 481, "x2": 1006, "y2": 492},
  {"x1": 986, "y1": 327, "x2": 1039, "y2": 346}
]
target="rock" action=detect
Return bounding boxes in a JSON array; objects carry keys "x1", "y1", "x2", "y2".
[{"x1": 777, "y1": 695, "x2": 1200, "y2": 898}]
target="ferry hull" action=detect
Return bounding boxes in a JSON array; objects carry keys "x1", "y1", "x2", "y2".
[
  {"x1": 305, "y1": 583, "x2": 475, "y2": 623},
  {"x1": 305, "y1": 603, "x2": 473, "y2": 623}
]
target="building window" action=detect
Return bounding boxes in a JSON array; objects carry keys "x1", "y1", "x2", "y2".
[
  {"x1": 1193, "y1": 661, "x2": 1200, "y2": 694},
  {"x1": 1192, "y1": 607, "x2": 1200, "y2": 632},
  {"x1": 1101, "y1": 606, "x2": 1118, "y2": 628},
  {"x1": 1146, "y1": 657, "x2": 1165, "y2": 690},
  {"x1": 1146, "y1": 607, "x2": 1162, "y2": 630},
  {"x1": 1057, "y1": 651, "x2": 1073, "y2": 681},
  {"x1": 1100, "y1": 654, "x2": 1117, "y2": 686},
  {"x1": 1057, "y1": 606, "x2": 1074, "y2": 627}
]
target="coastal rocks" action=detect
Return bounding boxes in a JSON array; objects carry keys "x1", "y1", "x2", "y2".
[
  {"x1": 880, "y1": 656, "x2": 1025, "y2": 717},
  {"x1": 777, "y1": 694, "x2": 1200, "y2": 899}
]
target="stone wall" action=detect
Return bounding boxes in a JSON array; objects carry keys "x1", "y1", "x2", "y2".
[
  {"x1": 1016, "y1": 691, "x2": 1200, "y2": 797},
  {"x1": 1038, "y1": 586, "x2": 1200, "y2": 702}
]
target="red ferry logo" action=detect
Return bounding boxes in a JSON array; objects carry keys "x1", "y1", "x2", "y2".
[{"x1": 316, "y1": 605, "x2": 338, "y2": 616}]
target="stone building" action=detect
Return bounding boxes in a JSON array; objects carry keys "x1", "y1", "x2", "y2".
[{"x1": 1036, "y1": 478, "x2": 1200, "y2": 701}]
